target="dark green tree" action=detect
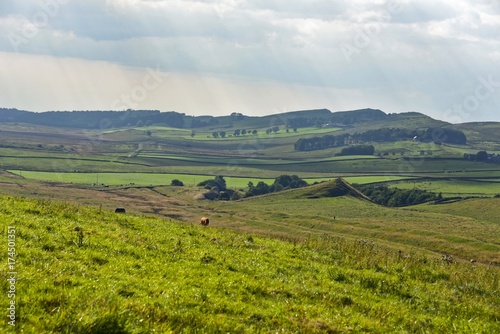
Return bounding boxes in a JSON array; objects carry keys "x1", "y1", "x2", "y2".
[
  {"x1": 171, "y1": 179, "x2": 184, "y2": 186},
  {"x1": 476, "y1": 151, "x2": 488, "y2": 161}
]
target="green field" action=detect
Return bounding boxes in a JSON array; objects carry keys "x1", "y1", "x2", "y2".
[
  {"x1": 9, "y1": 170, "x2": 270, "y2": 187},
  {"x1": 1, "y1": 195, "x2": 499, "y2": 333},
  {"x1": 8, "y1": 170, "x2": 414, "y2": 188},
  {"x1": 164, "y1": 126, "x2": 342, "y2": 141},
  {"x1": 391, "y1": 179, "x2": 500, "y2": 197}
]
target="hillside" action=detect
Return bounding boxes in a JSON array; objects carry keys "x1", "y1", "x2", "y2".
[
  {"x1": 292, "y1": 178, "x2": 374, "y2": 201},
  {"x1": 1, "y1": 195, "x2": 499, "y2": 333},
  {"x1": 0, "y1": 107, "x2": 446, "y2": 130}
]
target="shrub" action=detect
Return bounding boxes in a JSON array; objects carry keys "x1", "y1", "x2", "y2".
[{"x1": 171, "y1": 179, "x2": 184, "y2": 186}]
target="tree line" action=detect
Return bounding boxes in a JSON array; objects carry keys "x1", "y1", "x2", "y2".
[
  {"x1": 286, "y1": 108, "x2": 387, "y2": 129},
  {"x1": 294, "y1": 127, "x2": 467, "y2": 151},
  {"x1": 196, "y1": 175, "x2": 309, "y2": 200},
  {"x1": 0, "y1": 108, "x2": 186, "y2": 129},
  {"x1": 211, "y1": 129, "x2": 258, "y2": 138},
  {"x1": 354, "y1": 184, "x2": 440, "y2": 207},
  {"x1": 464, "y1": 151, "x2": 500, "y2": 163}
]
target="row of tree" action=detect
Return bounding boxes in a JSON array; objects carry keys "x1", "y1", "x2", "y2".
[
  {"x1": 464, "y1": 151, "x2": 500, "y2": 162},
  {"x1": 337, "y1": 145, "x2": 375, "y2": 156},
  {"x1": 354, "y1": 184, "x2": 440, "y2": 207},
  {"x1": 286, "y1": 108, "x2": 387, "y2": 129},
  {"x1": 211, "y1": 129, "x2": 258, "y2": 138},
  {"x1": 246, "y1": 175, "x2": 308, "y2": 197},
  {"x1": 294, "y1": 127, "x2": 467, "y2": 151},
  {"x1": 197, "y1": 175, "x2": 309, "y2": 200}
]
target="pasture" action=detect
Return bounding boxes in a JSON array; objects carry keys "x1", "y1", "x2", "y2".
[
  {"x1": 2, "y1": 171, "x2": 498, "y2": 264},
  {"x1": 1, "y1": 195, "x2": 498, "y2": 333},
  {"x1": 7, "y1": 170, "x2": 412, "y2": 188},
  {"x1": 391, "y1": 179, "x2": 500, "y2": 197}
]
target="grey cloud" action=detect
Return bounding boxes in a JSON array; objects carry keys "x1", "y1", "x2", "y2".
[{"x1": 1, "y1": 0, "x2": 499, "y2": 121}]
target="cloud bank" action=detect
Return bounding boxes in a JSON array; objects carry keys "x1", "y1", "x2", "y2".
[{"x1": 1, "y1": 0, "x2": 499, "y2": 122}]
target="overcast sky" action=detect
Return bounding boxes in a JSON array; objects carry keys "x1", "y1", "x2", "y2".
[{"x1": 1, "y1": 0, "x2": 499, "y2": 122}]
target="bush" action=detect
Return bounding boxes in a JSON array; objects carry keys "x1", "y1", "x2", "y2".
[
  {"x1": 355, "y1": 184, "x2": 438, "y2": 207},
  {"x1": 197, "y1": 176, "x2": 226, "y2": 191},
  {"x1": 338, "y1": 145, "x2": 375, "y2": 156},
  {"x1": 171, "y1": 179, "x2": 184, "y2": 186}
]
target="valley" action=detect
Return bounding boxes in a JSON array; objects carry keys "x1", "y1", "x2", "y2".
[{"x1": 1, "y1": 108, "x2": 499, "y2": 332}]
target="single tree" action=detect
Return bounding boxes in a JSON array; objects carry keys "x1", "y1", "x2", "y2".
[
  {"x1": 171, "y1": 179, "x2": 184, "y2": 186},
  {"x1": 476, "y1": 151, "x2": 488, "y2": 161}
]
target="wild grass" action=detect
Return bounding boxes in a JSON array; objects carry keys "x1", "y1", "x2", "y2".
[
  {"x1": 207, "y1": 193, "x2": 500, "y2": 264},
  {"x1": 1, "y1": 195, "x2": 498, "y2": 333}
]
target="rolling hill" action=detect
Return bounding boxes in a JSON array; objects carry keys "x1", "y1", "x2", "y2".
[
  {"x1": 0, "y1": 107, "x2": 447, "y2": 131},
  {"x1": 1, "y1": 106, "x2": 500, "y2": 332},
  {"x1": 291, "y1": 178, "x2": 374, "y2": 201},
  {"x1": 1, "y1": 195, "x2": 498, "y2": 333}
]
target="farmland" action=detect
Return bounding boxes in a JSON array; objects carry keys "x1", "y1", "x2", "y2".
[
  {"x1": 7, "y1": 170, "x2": 413, "y2": 188},
  {"x1": 1, "y1": 108, "x2": 500, "y2": 332},
  {"x1": 389, "y1": 179, "x2": 500, "y2": 197}
]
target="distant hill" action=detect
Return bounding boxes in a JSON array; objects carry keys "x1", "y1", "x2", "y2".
[
  {"x1": 451, "y1": 122, "x2": 500, "y2": 143},
  {"x1": 4, "y1": 107, "x2": 499, "y2": 148},
  {"x1": 0, "y1": 107, "x2": 446, "y2": 130}
]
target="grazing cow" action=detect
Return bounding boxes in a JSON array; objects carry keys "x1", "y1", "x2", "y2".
[
  {"x1": 200, "y1": 217, "x2": 209, "y2": 226},
  {"x1": 115, "y1": 207, "x2": 126, "y2": 213}
]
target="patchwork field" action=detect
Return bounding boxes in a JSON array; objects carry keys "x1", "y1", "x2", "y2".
[
  {"x1": 2, "y1": 111, "x2": 500, "y2": 332},
  {"x1": 7, "y1": 170, "x2": 414, "y2": 189}
]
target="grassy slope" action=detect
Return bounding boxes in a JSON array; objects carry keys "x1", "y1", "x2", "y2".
[
  {"x1": 1, "y1": 195, "x2": 499, "y2": 333},
  {"x1": 196, "y1": 181, "x2": 500, "y2": 264},
  {"x1": 2, "y1": 173, "x2": 499, "y2": 264},
  {"x1": 390, "y1": 179, "x2": 500, "y2": 196},
  {"x1": 409, "y1": 197, "x2": 500, "y2": 225}
]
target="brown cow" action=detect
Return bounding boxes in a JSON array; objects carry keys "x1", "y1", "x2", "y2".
[{"x1": 200, "y1": 217, "x2": 209, "y2": 226}]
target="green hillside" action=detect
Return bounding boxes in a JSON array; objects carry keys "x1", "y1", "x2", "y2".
[
  {"x1": 291, "y1": 178, "x2": 374, "y2": 201},
  {"x1": 1, "y1": 195, "x2": 499, "y2": 333}
]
